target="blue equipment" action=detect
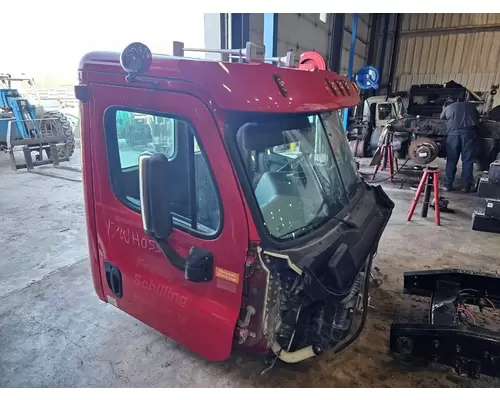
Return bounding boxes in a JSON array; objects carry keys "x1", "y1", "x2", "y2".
[
  {"x1": 355, "y1": 66, "x2": 380, "y2": 91},
  {"x1": 0, "y1": 74, "x2": 75, "y2": 173}
]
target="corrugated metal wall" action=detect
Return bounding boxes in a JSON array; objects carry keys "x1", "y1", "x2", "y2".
[
  {"x1": 341, "y1": 14, "x2": 372, "y2": 76},
  {"x1": 371, "y1": 13, "x2": 500, "y2": 107},
  {"x1": 395, "y1": 13, "x2": 500, "y2": 102},
  {"x1": 275, "y1": 14, "x2": 331, "y2": 59}
]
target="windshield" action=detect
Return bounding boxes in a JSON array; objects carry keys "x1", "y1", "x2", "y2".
[
  {"x1": 235, "y1": 111, "x2": 359, "y2": 240},
  {"x1": 378, "y1": 103, "x2": 395, "y2": 120}
]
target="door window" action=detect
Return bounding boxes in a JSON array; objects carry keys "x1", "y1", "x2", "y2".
[
  {"x1": 377, "y1": 103, "x2": 394, "y2": 121},
  {"x1": 105, "y1": 108, "x2": 221, "y2": 236}
]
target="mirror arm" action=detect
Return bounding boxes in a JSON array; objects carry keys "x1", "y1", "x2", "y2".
[
  {"x1": 154, "y1": 237, "x2": 187, "y2": 272},
  {"x1": 154, "y1": 237, "x2": 215, "y2": 283}
]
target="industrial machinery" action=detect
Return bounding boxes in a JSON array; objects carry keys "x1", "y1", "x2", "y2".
[
  {"x1": 473, "y1": 158, "x2": 500, "y2": 234},
  {"x1": 347, "y1": 95, "x2": 406, "y2": 158},
  {"x1": 391, "y1": 269, "x2": 500, "y2": 379},
  {"x1": 406, "y1": 82, "x2": 483, "y2": 117},
  {"x1": 347, "y1": 93, "x2": 500, "y2": 171},
  {"x1": 76, "y1": 41, "x2": 394, "y2": 365},
  {"x1": 0, "y1": 74, "x2": 76, "y2": 172}
]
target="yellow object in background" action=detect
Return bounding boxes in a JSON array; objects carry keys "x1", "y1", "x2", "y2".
[{"x1": 290, "y1": 142, "x2": 296, "y2": 152}]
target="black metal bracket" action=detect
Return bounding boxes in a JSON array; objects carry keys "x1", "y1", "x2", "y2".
[{"x1": 390, "y1": 269, "x2": 500, "y2": 379}]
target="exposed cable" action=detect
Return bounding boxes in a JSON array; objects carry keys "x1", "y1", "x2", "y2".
[
  {"x1": 360, "y1": 157, "x2": 411, "y2": 184},
  {"x1": 457, "y1": 307, "x2": 476, "y2": 324},
  {"x1": 331, "y1": 255, "x2": 373, "y2": 354},
  {"x1": 485, "y1": 298, "x2": 496, "y2": 311}
]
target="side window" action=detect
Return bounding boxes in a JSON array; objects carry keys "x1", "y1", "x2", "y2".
[
  {"x1": 116, "y1": 110, "x2": 176, "y2": 167},
  {"x1": 106, "y1": 108, "x2": 221, "y2": 236},
  {"x1": 377, "y1": 103, "x2": 393, "y2": 121}
]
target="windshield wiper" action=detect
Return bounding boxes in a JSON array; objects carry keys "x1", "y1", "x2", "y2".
[
  {"x1": 278, "y1": 212, "x2": 358, "y2": 240},
  {"x1": 309, "y1": 162, "x2": 359, "y2": 231},
  {"x1": 330, "y1": 214, "x2": 359, "y2": 229},
  {"x1": 323, "y1": 198, "x2": 359, "y2": 229}
]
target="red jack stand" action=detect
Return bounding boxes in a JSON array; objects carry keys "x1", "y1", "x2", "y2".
[
  {"x1": 407, "y1": 166, "x2": 441, "y2": 226},
  {"x1": 371, "y1": 129, "x2": 398, "y2": 182}
]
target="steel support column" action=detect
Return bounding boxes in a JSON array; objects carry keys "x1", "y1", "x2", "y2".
[
  {"x1": 328, "y1": 14, "x2": 345, "y2": 73},
  {"x1": 387, "y1": 13, "x2": 402, "y2": 98},
  {"x1": 343, "y1": 13, "x2": 358, "y2": 130},
  {"x1": 377, "y1": 14, "x2": 390, "y2": 95},
  {"x1": 364, "y1": 14, "x2": 379, "y2": 99},
  {"x1": 263, "y1": 14, "x2": 278, "y2": 59},
  {"x1": 366, "y1": 13, "x2": 379, "y2": 66}
]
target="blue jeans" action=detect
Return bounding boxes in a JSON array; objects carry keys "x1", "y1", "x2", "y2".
[{"x1": 444, "y1": 129, "x2": 477, "y2": 187}]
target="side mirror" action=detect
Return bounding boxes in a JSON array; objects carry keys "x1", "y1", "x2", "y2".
[
  {"x1": 138, "y1": 152, "x2": 214, "y2": 282},
  {"x1": 139, "y1": 152, "x2": 172, "y2": 239}
]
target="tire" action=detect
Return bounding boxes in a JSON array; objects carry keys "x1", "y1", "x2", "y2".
[{"x1": 39, "y1": 111, "x2": 76, "y2": 158}]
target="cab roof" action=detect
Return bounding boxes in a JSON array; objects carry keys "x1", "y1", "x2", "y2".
[{"x1": 79, "y1": 51, "x2": 361, "y2": 114}]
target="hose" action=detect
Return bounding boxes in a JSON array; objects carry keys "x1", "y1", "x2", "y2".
[
  {"x1": 271, "y1": 342, "x2": 317, "y2": 364},
  {"x1": 270, "y1": 254, "x2": 374, "y2": 362},
  {"x1": 360, "y1": 157, "x2": 411, "y2": 184},
  {"x1": 331, "y1": 255, "x2": 374, "y2": 354}
]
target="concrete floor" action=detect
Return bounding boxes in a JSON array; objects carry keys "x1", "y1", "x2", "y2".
[{"x1": 1, "y1": 148, "x2": 500, "y2": 387}]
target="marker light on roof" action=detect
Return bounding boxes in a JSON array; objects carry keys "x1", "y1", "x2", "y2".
[
  {"x1": 336, "y1": 80, "x2": 346, "y2": 96},
  {"x1": 340, "y1": 80, "x2": 351, "y2": 95},
  {"x1": 273, "y1": 74, "x2": 288, "y2": 97},
  {"x1": 120, "y1": 42, "x2": 153, "y2": 78},
  {"x1": 326, "y1": 79, "x2": 339, "y2": 96}
]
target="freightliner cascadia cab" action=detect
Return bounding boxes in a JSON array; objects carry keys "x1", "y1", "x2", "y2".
[{"x1": 76, "y1": 41, "x2": 394, "y2": 365}]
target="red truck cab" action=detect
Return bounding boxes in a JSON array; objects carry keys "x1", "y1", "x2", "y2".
[{"x1": 77, "y1": 42, "x2": 394, "y2": 364}]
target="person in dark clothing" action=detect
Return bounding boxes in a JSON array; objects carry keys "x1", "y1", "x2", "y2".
[{"x1": 440, "y1": 99, "x2": 480, "y2": 192}]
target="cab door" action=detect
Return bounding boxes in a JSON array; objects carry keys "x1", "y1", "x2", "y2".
[{"x1": 89, "y1": 83, "x2": 248, "y2": 361}]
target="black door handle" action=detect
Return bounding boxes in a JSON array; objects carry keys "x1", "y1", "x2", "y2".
[{"x1": 104, "y1": 261, "x2": 123, "y2": 298}]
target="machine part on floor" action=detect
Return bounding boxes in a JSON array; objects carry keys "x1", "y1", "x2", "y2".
[
  {"x1": 472, "y1": 159, "x2": 500, "y2": 233},
  {"x1": 0, "y1": 74, "x2": 78, "y2": 178},
  {"x1": 408, "y1": 137, "x2": 440, "y2": 165},
  {"x1": 78, "y1": 41, "x2": 395, "y2": 363},
  {"x1": 472, "y1": 210, "x2": 500, "y2": 234},
  {"x1": 484, "y1": 198, "x2": 500, "y2": 218},
  {"x1": 477, "y1": 177, "x2": 500, "y2": 199},
  {"x1": 488, "y1": 160, "x2": 500, "y2": 183},
  {"x1": 390, "y1": 269, "x2": 500, "y2": 379},
  {"x1": 430, "y1": 196, "x2": 452, "y2": 213}
]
